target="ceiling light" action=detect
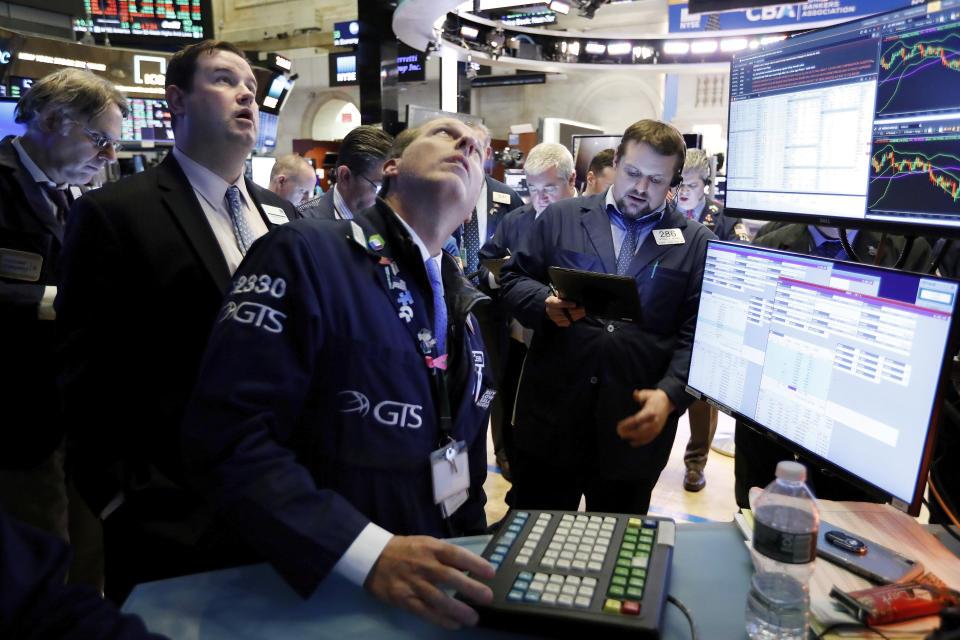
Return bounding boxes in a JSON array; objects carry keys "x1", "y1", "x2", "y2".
[
  {"x1": 567, "y1": 41, "x2": 580, "y2": 56},
  {"x1": 663, "y1": 41, "x2": 690, "y2": 55},
  {"x1": 460, "y1": 25, "x2": 480, "y2": 39},
  {"x1": 549, "y1": 0, "x2": 570, "y2": 14},
  {"x1": 584, "y1": 42, "x2": 606, "y2": 55},
  {"x1": 720, "y1": 38, "x2": 748, "y2": 52},
  {"x1": 690, "y1": 40, "x2": 718, "y2": 54},
  {"x1": 606, "y1": 42, "x2": 631, "y2": 55},
  {"x1": 633, "y1": 45, "x2": 654, "y2": 59},
  {"x1": 761, "y1": 35, "x2": 786, "y2": 45}
]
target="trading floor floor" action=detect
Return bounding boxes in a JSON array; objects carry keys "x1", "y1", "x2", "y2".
[{"x1": 482, "y1": 412, "x2": 740, "y2": 526}]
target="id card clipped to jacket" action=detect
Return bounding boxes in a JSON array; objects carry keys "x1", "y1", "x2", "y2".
[{"x1": 430, "y1": 440, "x2": 469, "y2": 518}]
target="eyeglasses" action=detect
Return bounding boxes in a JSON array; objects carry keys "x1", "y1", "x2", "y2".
[
  {"x1": 75, "y1": 122, "x2": 122, "y2": 152},
  {"x1": 359, "y1": 174, "x2": 383, "y2": 193}
]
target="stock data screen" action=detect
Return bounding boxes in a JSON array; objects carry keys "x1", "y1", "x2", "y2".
[
  {"x1": 121, "y1": 98, "x2": 174, "y2": 144},
  {"x1": 688, "y1": 242, "x2": 958, "y2": 507},
  {"x1": 73, "y1": 0, "x2": 209, "y2": 41},
  {"x1": 725, "y1": 0, "x2": 960, "y2": 233}
]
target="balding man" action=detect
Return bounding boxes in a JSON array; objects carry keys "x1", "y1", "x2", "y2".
[
  {"x1": 182, "y1": 118, "x2": 498, "y2": 628},
  {"x1": 268, "y1": 154, "x2": 315, "y2": 205}
]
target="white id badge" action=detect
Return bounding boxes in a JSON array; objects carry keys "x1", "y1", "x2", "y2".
[
  {"x1": 430, "y1": 440, "x2": 470, "y2": 515},
  {"x1": 262, "y1": 205, "x2": 289, "y2": 225},
  {"x1": 653, "y1": 228, "x2": 685, "y2": 245}
]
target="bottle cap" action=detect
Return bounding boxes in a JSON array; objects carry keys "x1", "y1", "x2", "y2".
[{"x1": 775, "y1": 460, "x2": 806, "y2": 483}]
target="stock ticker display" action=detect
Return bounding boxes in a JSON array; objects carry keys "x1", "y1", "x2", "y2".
[
  {"x1": 725, "y1": 0, "x2": 960, "y2": 233},
  {"x1": 73, "y1": 0, "x2": 208, "y2": 40}
]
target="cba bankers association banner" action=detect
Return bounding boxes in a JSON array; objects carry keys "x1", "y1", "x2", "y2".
[{"x1": 668, "y1": 0, "x2": 925, "y2": 33}]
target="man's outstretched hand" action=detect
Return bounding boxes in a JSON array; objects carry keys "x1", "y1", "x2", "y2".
[{"x1": 365, "y1": 535, "x2": 495, "y2": 629}]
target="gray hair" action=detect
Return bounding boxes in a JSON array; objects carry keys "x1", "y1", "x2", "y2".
[
  {"x1": 16, "y1": 68, "x2": 128, "y2": 128},
  {"x1": 683, "y1": 148, "x2": 711, "y2": 183},
  {"x1": 524, "y1": 142, "x2": 574, "y2": 182}
]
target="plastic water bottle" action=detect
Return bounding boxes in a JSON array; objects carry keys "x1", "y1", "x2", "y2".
[{"x1": 745, "y1": 460, "x2": 820, "y2": 640}]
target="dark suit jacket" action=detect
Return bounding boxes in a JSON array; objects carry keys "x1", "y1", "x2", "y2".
[
  {"x1": 752, "y1": 223, "x2": 931, "y2": 272},
  {"x1": 453, "y1": 176, "x2": 524, "y2": 258},
  {"x1": 694, "y1": 197, "x2": 749, "y2": 242},
  {"x1": 296, "y1": 188, "x2": 335, "y2": 220},
  {"x1": 500, "y1": 194, "x2": 715, "y2": 478},
  {"x1": 56, "y1": 153, "x2": 299, "y2": 529},
  {"x1": 0, "y1": 136, "x2": 67, "y2": 468}
]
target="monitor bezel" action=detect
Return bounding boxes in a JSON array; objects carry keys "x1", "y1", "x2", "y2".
[
  {"x1": 686, "y1": 239, "x2": 960, "y2": 516},
  {"x1": 723, "y1": 1, "x2": 960, "y2": 239}
]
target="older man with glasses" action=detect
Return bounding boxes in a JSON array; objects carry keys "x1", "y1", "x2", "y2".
[
  {"x1": 298, "y1": 125, "x2": 393, "y2": 220},
  {"x1": 0, "y1": 68, "x2": 127, "y2": 590}
]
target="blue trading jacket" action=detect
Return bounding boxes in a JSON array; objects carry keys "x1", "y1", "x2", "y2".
[{"x1": 182, "y1": 200, "x2": 493, "y2": 598}]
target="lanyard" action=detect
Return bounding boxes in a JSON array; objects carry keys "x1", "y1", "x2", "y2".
[{"x1": 377, "y1": 254, "x2": 455, "y2": 445}]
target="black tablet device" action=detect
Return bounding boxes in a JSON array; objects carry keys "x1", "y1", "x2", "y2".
[{"x1": 548, "y1": 266, "x2": 640, "y2": 322}]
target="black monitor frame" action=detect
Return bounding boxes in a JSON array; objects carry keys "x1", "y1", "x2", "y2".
[
  {"x1": 724, "y1": 0, "x2": 960, "y2": 238},
  {"x1": 686, "y1": 240, "x2": 960, "y2": 516}
]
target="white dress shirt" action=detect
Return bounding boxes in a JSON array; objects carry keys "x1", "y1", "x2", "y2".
[{"x1": 172, "y1": 148, "x2": 269, "y2": 274}]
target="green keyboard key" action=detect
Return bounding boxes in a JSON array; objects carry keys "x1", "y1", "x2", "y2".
[
  {"x1": 608, "y1": 585, "x2": 625, "y2": 598},
  {"x1": 611, "y1": 575, "x2": 627, "y2": 586},
  {"x1": 614, "y1": 566, "x2": 629, "y2": 577},
  {"x1": 626, "y1": 587, "x2": 644, "y2": 600}
]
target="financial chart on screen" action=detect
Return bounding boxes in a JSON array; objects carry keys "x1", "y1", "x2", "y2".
[
  {"x1": 687, "y1": 241, "x2": 959, "y2": 513},
  {"x1": 725, "y1": 0, "x2": 960, "y2": 234}
]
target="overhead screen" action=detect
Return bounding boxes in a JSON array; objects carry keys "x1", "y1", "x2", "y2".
[
  {"x1": 687, "y1": 241, "x2": 959, "y2": 515},
  {"x1": 72, "y1": 0, "x2": 212, "y2": 45},
  {"x1": 725, "y1": 0, "x2": 960, "y2": 236}
]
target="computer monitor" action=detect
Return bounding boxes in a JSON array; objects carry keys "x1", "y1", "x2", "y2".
[
  {"x1": 121, "y1": 98, "x2": 174, "y2": 144},
  {"x1": 571, "y1": 134, "x2": 621, "y2": 194},
  {"x1": 0, "y1": 98, "x2": 25, "y2": 139},
  {"x1": 256, "y1": 112, "x2": 279, "y2": 151},
  {"x1": 725, "y1": 0, "x2": 960, "y2": 237},
  {"x1": 250, "y1": 156, "x2": 276, "y2": 190},
  {"x1": 687, "y1": 240, "x2": 959, "y2": 515}
]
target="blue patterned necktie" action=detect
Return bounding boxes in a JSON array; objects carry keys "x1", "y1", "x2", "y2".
[
  {"x1": 817, "y1": 239, "x2": 846, "y2": 260},
  {"x1": 226, "y1": 185, "x2": 255, "y2": 255},
  {"x1": 425, "y1": 258, "x2": 447, "y2": 355},
  {"x1": 463, "y1": 208, "x2": 481, "y2": 280},
  {"x1": 616, "y1": 217, "x2": 641, "y2": 276}
]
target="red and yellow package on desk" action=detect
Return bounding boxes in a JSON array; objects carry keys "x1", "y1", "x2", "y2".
[{"x1": 830, "y1": 573, "x2": 960, "y2": 625}]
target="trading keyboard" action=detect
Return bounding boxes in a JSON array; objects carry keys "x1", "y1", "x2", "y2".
[{"x1": 470, "y1": 509, "x2": 675, "y2": 638}]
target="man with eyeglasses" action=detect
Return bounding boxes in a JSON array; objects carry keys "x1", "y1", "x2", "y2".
[
  {"x1": 476, "y1": 141, "x2": 577, "y2": 482},
  {"x1": 499, "y1": 120, "x2": 715, "y2": 515},
  {"x1": 298, "y1": 125, "x2": 392, "y2": 220},
  {"x1": 56, "y1": 40, "x2": 299, "y2": 603},
  {"x1": 267, "y1": 153, "x2": 316, "y2": 205},
  {"x1": 0, "y1": 68, "x2": 127, "y2": 590}
]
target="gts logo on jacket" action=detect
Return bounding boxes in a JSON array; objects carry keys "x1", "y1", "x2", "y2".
[{"x1": 338, "y1": 390, "x2": 423, "y2": 429}]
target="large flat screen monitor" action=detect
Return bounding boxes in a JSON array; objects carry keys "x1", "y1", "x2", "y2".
[
  {"x1": 725, "y1": 0, "x2": 960, "y2": 237},
  {"x1": 687, "y1": 241, "x2": 959, "y2": 515},
  {"x1": 0, "y1": 98, "x2": 26, "y2": 139},
  {"x1": 120, "y1": 98, "x2": 173, "y2": 144},
  {"x1": 72, "y1": 0, "x2": 212, "y2": 46}
]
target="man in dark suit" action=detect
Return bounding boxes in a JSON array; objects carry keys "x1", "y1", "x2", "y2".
[
  {"x1": 56, "y1": 40, "x2": 298, "y2": 604},
  {"x1": 0, "y1": 69, "x2": 127, "y2": 589},
  {"x1": 297, "y1": 125, "x2": 392, "y2": 220},
  {"x1": 477, "y1": 141, "x2": 578, "y2": 480},
  {"x1": 734, "y1": 223, "x2": 931, "y2": 508},
  {"x1": 500, "y1": 120, "x2": 715, "y2": 514}
]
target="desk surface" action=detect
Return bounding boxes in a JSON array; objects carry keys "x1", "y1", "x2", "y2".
[{"x1": 123, "y1": 522, "x2": 752, "y2": 640}]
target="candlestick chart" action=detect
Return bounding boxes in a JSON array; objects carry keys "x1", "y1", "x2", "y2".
[
  {"x1": 876, "y1": 24, "x2": 960, "y2": 117},
  {"x1": 869, "y1": 138, "x2": 960, "y2": 216}
]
